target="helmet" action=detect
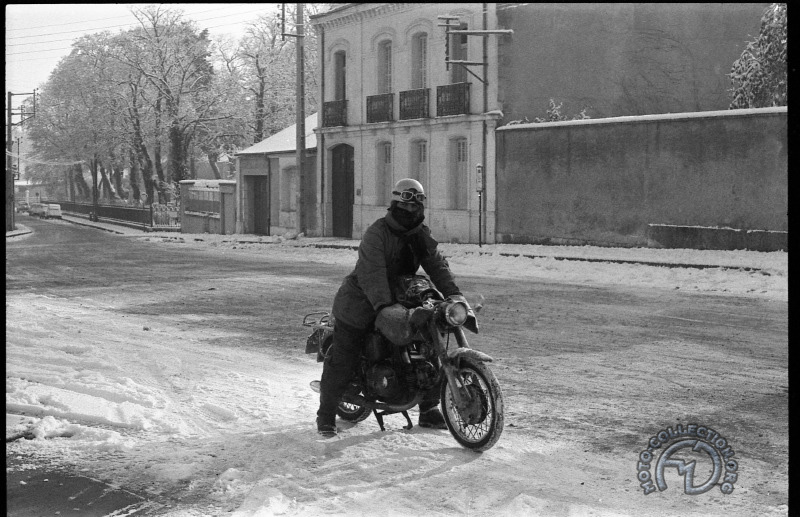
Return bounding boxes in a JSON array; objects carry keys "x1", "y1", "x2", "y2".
[{"x1": 392, "y1": 178, "x2": 426, "y2": 204}]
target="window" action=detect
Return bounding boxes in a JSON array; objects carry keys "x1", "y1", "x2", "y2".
[
  {"x1": 377, "y1": 40, "x2": 392, "y2": 94},
  {"x1": 334, "y1": 51, "x2": 347, "y2": 100},
  {"x1": 376, "y1": 142, "x2": 393, "y2": 205},
  {"x1": 448, "y1": 138, "x2": 468, "y2": 209},
  {"x1": 450, "y1": 23, "x2": 468, "y2": 84},
  {"x1": 281, "y1": 167, "x2": 297, "y2": 211},
  {"x1": 411, "y1": 33, "x2": 428, "y2": 89},
  {"x1": 410, "y1": 140, "x2": 428, "y2": 186}
]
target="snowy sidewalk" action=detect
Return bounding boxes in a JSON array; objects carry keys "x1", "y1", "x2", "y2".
[{"x1": 12, "y1": 212, "x2": 787, "y2": 273}]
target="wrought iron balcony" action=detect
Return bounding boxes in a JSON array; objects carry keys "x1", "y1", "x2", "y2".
[
  {"x1": 323, "y1": 100, "x2": 348, "y2": 127},
  {"x1": 399, "y1": 88, "x2": 430, "y2": 120},
  {"x1": 436, "y1": 82, "x2": 471, "y2": 117},
  {"x1": 366, "y1": 93, "x2": 394, "y2": 123}
]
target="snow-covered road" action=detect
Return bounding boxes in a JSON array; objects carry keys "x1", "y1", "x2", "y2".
[{"x1": 6, "y1": 224, "x2": 788, "y2": 516}]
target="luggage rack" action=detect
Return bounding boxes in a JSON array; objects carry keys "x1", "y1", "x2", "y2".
[{"x1": 303, "y1": 311, "x2": 333, "y2": 330}]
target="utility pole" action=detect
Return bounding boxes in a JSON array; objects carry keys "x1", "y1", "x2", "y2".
[
  {"x1": 6, "y1": 89, "x2": 36, "y2": 232},
  {"x1": 296, "y1": 3, "x2": 306, "y2": 235},
  {"x1": 283, "y1": 3, "x2": 306, "y2": 235}
]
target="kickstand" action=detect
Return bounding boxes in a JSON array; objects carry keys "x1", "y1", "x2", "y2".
[
  {"x1": 401, "y1": 410, "x2": 413, "y2": 430},
  {"x1": 372, "y1": 409, "x2": 414, "y2": 431},
  {"x1": 372, "y1": 409, "x2": 386, "y2": 431}
]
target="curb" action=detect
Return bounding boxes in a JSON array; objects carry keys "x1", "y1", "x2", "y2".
[
  {"x1": 31, "y1": 215, "x2": 776, "y2": 274},
  {"x1": 6, "y1": 225, "x2": 33, "y2": 239}
]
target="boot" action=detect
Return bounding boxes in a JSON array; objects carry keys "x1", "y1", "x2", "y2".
[
  {"x1": 418, "y1": 406, "x2": 447, "y2": 429},
  {"x1": 316, "y1": 416, "x2": 338, "y2": 438}
]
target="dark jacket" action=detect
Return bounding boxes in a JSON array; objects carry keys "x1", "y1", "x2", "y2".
[{"x1": 331, "y1": 212, "x2": 461, "y2": 330}]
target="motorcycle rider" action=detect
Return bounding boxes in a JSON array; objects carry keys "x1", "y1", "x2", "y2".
[{"x1": 317, "y1": 178, "x2": 464, "y2": 437}]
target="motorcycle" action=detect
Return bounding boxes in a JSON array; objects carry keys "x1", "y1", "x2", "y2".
[{"x1": 303, "y1": 275, "x2": 504, "y2": 452}]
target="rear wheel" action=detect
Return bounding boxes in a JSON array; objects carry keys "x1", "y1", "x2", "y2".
[
  {"x1": 337, "y1": 399, "x2": 371, "y2": 422},
  {"x1": 441, "y1": 357, "x2": 504, "y2": 451}
]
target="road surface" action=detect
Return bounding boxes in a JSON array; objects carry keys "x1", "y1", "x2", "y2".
[{"x1": 6, "y1": 217, "x2": 788, "y2": 516}]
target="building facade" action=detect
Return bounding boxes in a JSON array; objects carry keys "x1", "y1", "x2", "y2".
[
  {"x1": 304, "y1": 3, "x2": 767, "y2": 244},
  {"x1": 311, "y1": 3, "x2": 503, "y2": 243},
  {"x1": 236, "y1": 113, "x2": 318, "y2": 236}
]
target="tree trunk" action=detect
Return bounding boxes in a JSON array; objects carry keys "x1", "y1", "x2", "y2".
[
  {"x1": 73, "y1": 164, "x2": 91, "y2": 200},
  {"x1": 98, "y1": 163, "x2": 115, "y2": 201},
  {"x1": 109, "y1": 151, "x2": 128, "y2": 201},
  {"x1": 169, "y1": 120, "x2": 189, "y2": 184},
  {"x1": 154, "y1": 97, "x2": 167, "y2": 204},
  {"x1": 112, "y1": 164, "x2": 128, "y2": 201},
  {"x1": 129, "y1": 101, "x2": 155, "y2": 205},
  {"x1": 207, "y1": 152, "x2": 222, "y2": 179},
  {"x1": 128, "y1": 148, "x2": 142, "y2": 203}
]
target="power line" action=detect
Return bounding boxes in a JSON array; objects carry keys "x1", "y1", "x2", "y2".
[
  {"x1": 6, "y1": 8, "x2": 271, "y2": 57},
  {"x1": 5, "y1": 5, "x2": 245, "y2": 41},
  {"x1": 5, "y1": 5, "x2": 230, "y2": 33}
]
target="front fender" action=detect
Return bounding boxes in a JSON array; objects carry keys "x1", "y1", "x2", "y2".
[{"x1": 447, "y1": 348, "x2": 493, "y2": 363}]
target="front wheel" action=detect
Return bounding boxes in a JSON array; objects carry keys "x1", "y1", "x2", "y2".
[{"x1": 441, "y1": 357, "x2": 504, "y2": 452}]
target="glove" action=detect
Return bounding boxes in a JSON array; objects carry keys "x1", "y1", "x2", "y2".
[{"x1": 375, "y1": 304, "x2": 413, "y2": 346}]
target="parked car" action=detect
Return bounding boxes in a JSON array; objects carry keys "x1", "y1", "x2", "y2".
[
  {"x1": 15, "y1": 201, "x2": 29, "y2": 213},
  {"x1": 28, "y1": 202, "x2": 46, "y2": 217},
  {"x1": 42, "y1": 203, "x2": 63, "y2": 219}
]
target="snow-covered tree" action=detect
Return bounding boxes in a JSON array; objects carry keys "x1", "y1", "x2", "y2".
[{"x1": 729, "y1": 3, "x2": 787, "y2": 109}]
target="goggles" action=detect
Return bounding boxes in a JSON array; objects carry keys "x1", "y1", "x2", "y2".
[{"x1": 394, "y1": 190, "x2": 427, "y2": 203}]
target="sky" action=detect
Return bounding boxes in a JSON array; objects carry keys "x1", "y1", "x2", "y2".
[
  {"x1": 5, "y1": 3, "x2": 283, "y2": 110},
  {"x1": 7, "y1": 228, "x2": 788, "y2": 515}
]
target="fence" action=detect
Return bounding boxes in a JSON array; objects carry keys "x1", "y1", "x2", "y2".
[{"x1": 58, "y1": 201, "x2": 181, "y2": 231}]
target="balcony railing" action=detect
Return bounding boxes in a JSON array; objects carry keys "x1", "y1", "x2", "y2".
[
  {"x1": 399, "y1": 88, "x2": 430, "y2": 120},
  {"x1": 437, "y1": 82, "x2": 471, "y2": 117},
  {"x1": 323, "y1": 100, "x2": 348, "y2": 127},
  {"x1": 366, "y1": 93, "x2": 394, "y2": 123}
]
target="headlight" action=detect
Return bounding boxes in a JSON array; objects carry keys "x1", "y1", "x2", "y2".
[{"x1": 444, "y1": 301, "x2": 469, "y2": 326}]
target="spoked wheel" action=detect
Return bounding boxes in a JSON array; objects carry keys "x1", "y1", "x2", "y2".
[{"x1": 441, "y1": 357, "x2": 504, "y2": 451}]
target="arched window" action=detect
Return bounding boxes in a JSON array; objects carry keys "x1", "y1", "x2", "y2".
[
  {"x1": 409, "y1": 140, "x2": 428, "y2": 187},
  {"x1": 411, "y1": 33, "x2": 428, "y2": 89},
  {"x1": 334, "y1": 51, "x2": 347, "y2": 100},
  {"x1": 447, "y1": 138, "x2": 468, "y2": 209},
  {"x1": 377, "y1": 40, "x2": 392, "y2": 94},
  {"x1": 376, "y1": 141, "x2": 393, "y2": 205}
]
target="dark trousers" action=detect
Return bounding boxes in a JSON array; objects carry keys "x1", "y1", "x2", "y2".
[
  {"x1": 316, "y1": 321, "x2": 443, "y2": 427},
  {"x1": 317, "y1": 322, "x2": 367, "y2": 426}
]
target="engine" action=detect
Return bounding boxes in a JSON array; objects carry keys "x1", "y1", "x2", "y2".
[
  {"x1": 365, "y1": 359, "x2": 439, "y2": 402},
  {"x1": 366, "y1": 362, "x2": 404, "y2": 400}
]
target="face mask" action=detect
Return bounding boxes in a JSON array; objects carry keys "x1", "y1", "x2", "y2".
[{"x1": 389, "y1": 200, "x2": 425, "y2": 229}]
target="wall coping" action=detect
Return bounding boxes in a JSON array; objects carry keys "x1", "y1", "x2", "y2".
[
  {"x1": 179, "y1": 180, "x2": 236, "y2": 187},
  {"x1": 497, "y1": 106, "x2": 787, "y2": 131}
]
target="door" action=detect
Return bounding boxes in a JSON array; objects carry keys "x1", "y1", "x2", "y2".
[
  {"x1": 253, "y1": 176, "x2": 270, "y2": 235},
  {"x1": 331, "y1": 145, "x2": 354, "y2": 238}
]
